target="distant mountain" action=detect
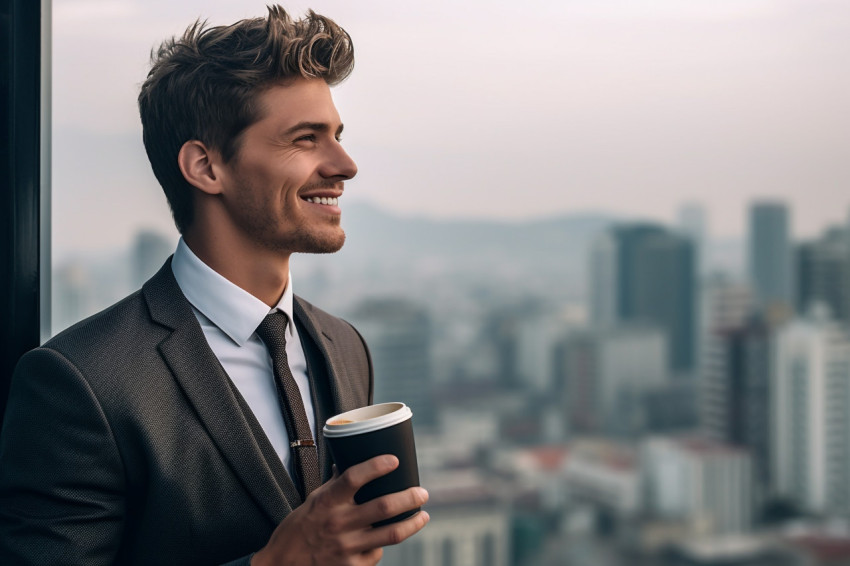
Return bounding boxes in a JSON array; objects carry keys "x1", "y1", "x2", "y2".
[
  {"x1": 294, "y1": 202, "x2": 622, "y2": 306},
  {"x1": 293, "y1": 202, "x2": 744, "y2": 310},
  {"x1": 338, "y1": 201, "x2": 619, "y2": 262}
]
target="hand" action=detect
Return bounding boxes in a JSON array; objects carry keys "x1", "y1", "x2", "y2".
[{"x1": 251, "y1": 455, "x2": 429, "y2": 566}]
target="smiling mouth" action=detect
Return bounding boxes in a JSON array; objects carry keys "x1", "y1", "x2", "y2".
[{"x1": 303, "y1": 196, "x2": 339, "y2": 206}]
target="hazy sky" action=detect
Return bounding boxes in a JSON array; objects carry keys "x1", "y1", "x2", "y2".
[{"x1": 52, "y1": 0, "x2": 850, "y2": 258}]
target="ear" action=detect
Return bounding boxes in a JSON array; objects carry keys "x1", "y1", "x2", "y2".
[{"x1": 177, "y1": 140, "x2": 223, "y2": 195}]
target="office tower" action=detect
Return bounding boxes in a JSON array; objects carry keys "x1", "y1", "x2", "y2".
[
  {"x1": 795, "y1": 225, "x2": 850, "y2": 325},
  {"x1": 482, "y1": 309, "x2": 521, "y2": 390},
  {"x1": 748, "y1": 202, "x2": 792, "y2": 311},
  {"x1": 772, "y1": 311, "x2": 850, "y2": 514},
  {"x1": 699, "y1": 317, "x2": 771, "y2": 493},
  {"x1": 514, "y1": 311, "x2": 567, "y2": 393},
  {"x1": 795, "y1": 242, "x2": 817, "y2": 315},
  {"x1": 678, "y1": 202, "x2": 708, "y2": 275},
  {"x1": 590, "y1": 233, "x2": 619, "y2": 326},
  {"x1": 641, "y1": 380, "x2": 699, "y2": 434},
  {"x1": 554, "y1": 331, "x2": 597, "y2": 432},
  {"x1": 641, "y1": 436, "x2": 753, "y2": 536},
  {"x1": 349, "y1": 298, "x2": 435, "y2": 428},
  {"x1": 132, "y1": 230, "x2": 173, "y2": 289},
  {"x1": 590, "y1": 224, "x2": 697, "y2": 372},
  {"x1": 700, "y1": 274, "x2": 754, "y2": 334},
  {"x1": 555, "y1": 325, "x2": 668, "y2": 437}
]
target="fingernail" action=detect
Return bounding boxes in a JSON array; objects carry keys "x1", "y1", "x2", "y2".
[{"x1": 416, "y1": 487, "x2": 429, "y2": 502}]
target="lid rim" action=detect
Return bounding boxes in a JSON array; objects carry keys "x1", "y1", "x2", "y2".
[{"x1": 323, "y1": 403, "x2": 412, "y2": 438}]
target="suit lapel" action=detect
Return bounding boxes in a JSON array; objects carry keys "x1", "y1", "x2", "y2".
[
  {"x1": 294, "y1": 298, "x2": 364, "y2": 480},
  {"x1": 143, "y1": 261, "x2": 296, "y2": 524},
  {"x1": 293, "y1": 297, "x2": 358, "y2": 416}
]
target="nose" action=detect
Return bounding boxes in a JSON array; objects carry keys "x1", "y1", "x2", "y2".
[{"x1": 319, "y1": 143, "x2": 358, "y2": 181}]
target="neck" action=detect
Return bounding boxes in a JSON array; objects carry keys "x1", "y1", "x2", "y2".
[{"x1": 183, "y1": 228, "x2": 291, "y2": 309}]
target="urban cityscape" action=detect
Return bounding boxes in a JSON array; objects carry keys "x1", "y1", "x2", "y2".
[{"x1": 52, "y1": 199, "x2": 850, "y2": 566}]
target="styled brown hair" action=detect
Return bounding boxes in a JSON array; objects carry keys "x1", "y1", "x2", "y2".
[{"x1": 138, "y1": 5, "x2": 354, "y2": 233}]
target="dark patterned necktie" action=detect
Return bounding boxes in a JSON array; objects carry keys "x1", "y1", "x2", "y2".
[{"x1": 255, "y1": 311, "x2": 321, "y2": 499}]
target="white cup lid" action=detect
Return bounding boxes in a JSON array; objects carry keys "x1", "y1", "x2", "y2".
[{"x1": 323, "y1": 402, "x2": 412, "y2": 438}]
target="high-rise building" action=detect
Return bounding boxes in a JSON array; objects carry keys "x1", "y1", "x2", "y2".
[
  {"x1": 349, "y1": 298, "x2": 435, "y2": 429},
  {"x1": 699, "y1": 317, "x2": 771, "y2": 493},
  {"x1": 772, "y1": 310, "x2": 850, "y2": 515},
  {"x1": 590, "y1": 224, "x2": 697, "y2": 372},
  {"x1": 748, "y1": 202, "x2": 792, "y2": 311},
  {"x1": 795, "y1": 225, "x2": 850, "y2": 325},
  {"x1": 641, "y1": 436, "x2": 753, "y2": 536},
  {"x1": 555, "y1": 324, "x2": 668, "y2": 437},
  {"x1": 678, "y1": 202, "x2": 708, "y2": 275}
]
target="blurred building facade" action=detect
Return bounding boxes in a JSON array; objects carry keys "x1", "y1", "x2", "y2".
[
  {"x1": 590, "y1": 224, "x2": 696, "y2": 372},
  {"x1": 772, "y1": 310, "x2": 850, "y2": 515},
  {"x1": 555, "y1": 324, "x2": 667, "y2": 437},
  {"x1": 795, "y1": 224, "x2": 850, "y2": 326},
  {"x1": 641, "y1": 436, "x2": 753, "y2": 536},
  {"x1": 700, "y1": 317, "x2": 772, "y2": 495},
  {"x1": 749, "y1": 202, "x2": 793, "y2": 312}
]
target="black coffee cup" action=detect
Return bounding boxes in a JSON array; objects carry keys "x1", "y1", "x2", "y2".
[{"x1": 323, "y1": 402, "x2": 420, "y2": 526}]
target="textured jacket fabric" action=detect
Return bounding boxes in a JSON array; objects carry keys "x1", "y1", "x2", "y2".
[{"x1": 0, "y1": 260, "x2": 373, "y2": 565}]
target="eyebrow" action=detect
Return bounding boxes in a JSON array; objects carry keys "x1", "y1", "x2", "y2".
[{"x1": 283, "y1": 121, "x2": 345, "y2": 137}]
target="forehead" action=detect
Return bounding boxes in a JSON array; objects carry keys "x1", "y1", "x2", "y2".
[{"x1": 253, "y1": 78, "x2": 341, "y2": 130}]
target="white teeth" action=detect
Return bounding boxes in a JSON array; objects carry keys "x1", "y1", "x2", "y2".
[{"x1": 306, "y1": 197, "x2": 338, "y2": 206}]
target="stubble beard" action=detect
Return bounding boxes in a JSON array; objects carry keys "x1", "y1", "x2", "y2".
[{"x1": 244, "y1": 210, "x2": 347, "y2": 255}]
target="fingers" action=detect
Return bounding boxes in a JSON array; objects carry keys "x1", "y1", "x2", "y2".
[
  {"x1": 327, "y1": 455, "x2": 399, "y2": 501},
  {"x1": 347, "y1": 509, "x2": 431, "y2": 554},
  {"x1": 354, "y1": 486, "x2": 429, "y2": 529}
]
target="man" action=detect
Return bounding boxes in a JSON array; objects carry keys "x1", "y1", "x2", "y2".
[{"x1": 0, "y1": 6, "x2": 428, "y2": 565}]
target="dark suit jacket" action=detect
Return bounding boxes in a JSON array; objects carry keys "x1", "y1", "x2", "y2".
[{"x1": 0, "y1": 260, "x2": 373, "y2": 565}]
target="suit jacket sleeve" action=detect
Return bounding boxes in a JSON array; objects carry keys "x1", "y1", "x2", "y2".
[{"x1": 0, "y1": 347, "x2": 126, "y2": 565}]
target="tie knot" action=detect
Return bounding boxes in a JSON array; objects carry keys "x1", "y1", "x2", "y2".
[{"x1": 256, "y1": 311, "x2": 290, "y2": 354}]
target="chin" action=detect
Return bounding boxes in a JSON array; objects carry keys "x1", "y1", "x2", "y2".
[{"x1": 290, "y1": 229, "x2": 346, "y2": 254}]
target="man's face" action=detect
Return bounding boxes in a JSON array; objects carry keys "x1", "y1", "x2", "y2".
[{"x1": 215, "y1": 78, "x2": 357, "y2": 255}]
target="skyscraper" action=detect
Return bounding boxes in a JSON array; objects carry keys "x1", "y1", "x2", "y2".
[
  {"x1": 678, "y1": 202, "x2": 708, "y2": 275},
  {"x1": 772, "y1": 310, "x2": 850, "y2": 515},
  {"x1": 699, "y1": 317, "x2": 771, "y2": 492},
  {"x1": 555, "y1": 324, "x2": 668, "y2": 437},
  {"x1": 590, "y1": 224, "x2": 697, "y2": 372},
  {"x1": 748, "y1": 202, "x2": 792, "y2": 311},
  {"x1": 349, "y1": 298, "x2": 435, "y2": 429},
  {"x1": 795, "y1": 225, "x2": 850, "y2": 325}
]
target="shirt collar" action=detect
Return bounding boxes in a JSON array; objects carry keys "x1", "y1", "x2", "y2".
[{"x1": 171, "y1": 238, "x2": 295, "y2": 346}]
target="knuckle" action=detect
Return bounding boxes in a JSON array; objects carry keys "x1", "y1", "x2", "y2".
[
  {"x1": 313, "y1": 490, "x2": 332, "y2": 511},
  {"x1": 386, "y1": 526, "x2": 406, "y2": 546},
  {"x1": 341, "y1": 470, "x2": 359, "y2": 491},
  {"x1": 376, "y1": 497, "x2": 394, "y2": 517},
  {"x1": 325, "y1": 514, "x2": 344, "y2": 535}
]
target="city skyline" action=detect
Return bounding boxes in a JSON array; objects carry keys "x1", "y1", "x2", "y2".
[{"x1": 51, "y1": 0, "x2": 850, "y2": 258}]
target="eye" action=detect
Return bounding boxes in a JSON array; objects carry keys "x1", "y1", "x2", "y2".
[{"x1": 294, "y1": 134, "x2": 317, "y2": 143}]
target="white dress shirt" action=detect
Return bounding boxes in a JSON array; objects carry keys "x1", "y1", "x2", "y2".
[{"x1": 171, "y1": 238, "x2": 315, "y2": 476}]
